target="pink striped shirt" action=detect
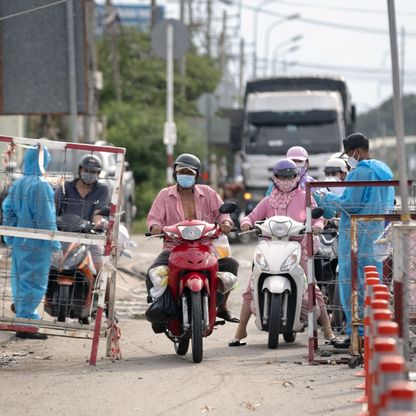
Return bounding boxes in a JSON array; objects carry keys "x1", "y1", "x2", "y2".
[{"x1": 147, "y1": 184, "x2": 232, "y2": 249}]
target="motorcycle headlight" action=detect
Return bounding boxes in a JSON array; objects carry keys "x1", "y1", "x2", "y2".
[
  {"x1": 269, "y1": 220, "x2": 290, "y2": 238},
  {"x1": 62, "y1": 245, "x2": 87, "y2": 271},
  {"x1": 178, "y1": 225, "x2": 204, "y2": 240},
  {"x1": 280, "y1": 248, "x2": 299, "y2": 272},
  {"x1": 255, "y1": 247, "x2": 269, "y2": 271}
]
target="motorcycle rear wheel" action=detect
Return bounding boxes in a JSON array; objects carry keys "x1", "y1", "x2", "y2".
[
  {"x1": 174, "y1": 337, "x2": 190, "y2": 356},
  {"x1": 57, "y1": 285, "x2": 70, "y2": 322},
  {"x1": 268, "y1": 292, "x2": 282, "y2": 349},
  {"x1": 191, "y1": 292, "x2": 203, "y2": 363}
]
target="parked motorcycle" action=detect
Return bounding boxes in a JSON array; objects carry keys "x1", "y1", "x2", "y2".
[
  {"x1": 239, "y1": 207, "x2": 323, "y2": 349},
  {"x1": 44, "y1": 212, "x2": 109, "y2": 324},
  {"x1": 145, "y1": 202, "x2": 237, "y2": 363},
  {"x1": 314, "y1": 218, "x2": 345, "y2": 333}
]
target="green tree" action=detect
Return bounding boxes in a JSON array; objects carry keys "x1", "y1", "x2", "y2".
[
  {"x1": 357, "y1": 94, "x2": 416, "y2": 137},
  {"x1": 97, "y1": 28, "x2": 221, "y2": 218}
]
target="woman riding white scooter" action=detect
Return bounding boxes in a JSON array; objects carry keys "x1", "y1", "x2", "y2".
[{"x1": 229, "y1": 159, "x2": 339, "y2": 346}]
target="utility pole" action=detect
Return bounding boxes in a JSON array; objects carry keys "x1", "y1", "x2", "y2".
[
  {"x1": 218, "y1": 10, "x2": 227, "y2": 73},
  {"x1": 188, "y1": 0, "x2": 193, "y2": 32},
  {"x1": 179, "y1": 0, "x2": 187, "y2": 100},
  {"x1": 66, "y1": 0, "x2": 78, "y2": 142},
  {"x1": 206, "y1": 0, "x2": 212, "y2": 57},
  {"x1": 151, "y1": 0, "x2": 157, "y2": 30},
  {"x1": 84, "y1": 0, "x2": 98, "y2": 142},
  {"x1": 400, "y1": 26, "x2": 405, "y2": 94},
  {"x1": 238, "y1": 37, "x2": 244, "y2": 103},
  {"x1": 105, "y1": 0, "x2": 121, "y2": 102}
]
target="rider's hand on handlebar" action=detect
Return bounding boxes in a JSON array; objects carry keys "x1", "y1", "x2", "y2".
[
  {"x1": 240, "y1": 223, "x2": 252, "y2": 232},
  {"x1": 220, "y1": 221, "x2": 232, "y2": 234},
  {"x1": 150, "y1": 225, "x2": 163, "y2": 235},
  {"x1": 312, "y1": 227, "x2": 322, "y2": 235}
]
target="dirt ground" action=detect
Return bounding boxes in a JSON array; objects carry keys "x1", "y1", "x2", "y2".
[{"x1": 0, "y1": 236, "x2": 414, "y2": 416}]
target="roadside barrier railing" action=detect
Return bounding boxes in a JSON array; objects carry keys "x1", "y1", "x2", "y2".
[
  {"x1": 305, "y1": 180, "x2": 416, "y2": 366},
  {"x1": 0, "y1": 135, "x2": 125, "y2": 365}
]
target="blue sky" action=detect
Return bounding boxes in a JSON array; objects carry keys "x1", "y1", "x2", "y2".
[{"x1": 97, "y1": 0, "x2": 416, "y2": 114}]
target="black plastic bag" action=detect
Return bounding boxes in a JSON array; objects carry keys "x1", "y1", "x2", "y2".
[{"x1": 145, "y1": 287, "x2": 179, "y2": 324}]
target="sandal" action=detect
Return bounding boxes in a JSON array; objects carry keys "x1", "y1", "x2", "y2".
[
  {"x1": 217, "y1": 310, "x2": 240, "y2": 323},
  {"x1": 228, "y1": 339, "x2": 246, "y2": 347},
  {"x1": 325, "y1": 336, "x2": 342, "y2": 346}
]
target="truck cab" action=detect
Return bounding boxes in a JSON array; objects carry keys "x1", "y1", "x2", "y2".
[{"x1": 238, "y1": 76, "x2": 355, "y2": 215}]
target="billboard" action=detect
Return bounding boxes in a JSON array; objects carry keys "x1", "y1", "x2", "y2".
[{"x1": 0, "y1": 0, "x2": 89, "y2": 114}]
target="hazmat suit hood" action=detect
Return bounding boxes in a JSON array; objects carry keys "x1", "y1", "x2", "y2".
[
  {"x1": 23, "y1": 145, "x2": 51, "y2": 176},
  {"x1": 356, "y1": 159, "x2": 393, "y2": 181}
]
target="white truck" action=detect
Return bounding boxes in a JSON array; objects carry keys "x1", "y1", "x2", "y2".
[{"x1": 237, "y1": 76, "x2": 356, "y2": 214}]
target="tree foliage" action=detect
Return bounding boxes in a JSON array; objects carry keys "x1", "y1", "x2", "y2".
[
  {"x1": 357, "y1": 94, "x2": 416, "y2": 137},
  {"x1": 97, "y1": 28, "x2": 221, "y2": 218}
]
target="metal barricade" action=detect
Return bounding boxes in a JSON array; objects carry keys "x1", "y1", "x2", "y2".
[
  {"x1": 305, "y1": 179, "x2": 416, "y2": 365},
  {"x1": 0, "y1": 135, "x2": 125, "y2": 365}
]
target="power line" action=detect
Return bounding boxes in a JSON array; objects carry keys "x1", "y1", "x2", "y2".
[
  {"x1": 269, "y1": 0, "x2": 416, "y2": 17},
  {"x1": 289, "y1": 60, "x2": 416, "y2": 76},
  {"x1": 240, "y1": 1, "x2": 416, "y2": 38},
  {"x1": 0, "y1": 0, "x2": 66, "y2": 22}
]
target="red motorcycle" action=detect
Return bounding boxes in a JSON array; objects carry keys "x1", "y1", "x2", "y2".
[{"x1": 146, "y1": 202, "x2": 237, "y2": 363}]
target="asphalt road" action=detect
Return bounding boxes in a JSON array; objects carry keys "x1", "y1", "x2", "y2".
[{"x1": 0, "y1": 235, "x2": 367, "y2": 416}]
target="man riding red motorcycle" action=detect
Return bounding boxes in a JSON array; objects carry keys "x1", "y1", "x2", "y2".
[{"x1": 146, "y1": 153, "x2": 239, "y2": 323}]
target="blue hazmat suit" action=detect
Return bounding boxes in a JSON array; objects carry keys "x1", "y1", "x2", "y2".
[
  {"x1": 2, "y1": 146, "x2": 61, "y2": 319},
  {"x1": 321, "y1": 159, "x2": 394, "y2": 336}
]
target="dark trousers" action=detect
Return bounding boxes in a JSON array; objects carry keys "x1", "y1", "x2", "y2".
[{"x1": 146, "y1": 250, "x2": 239, "y2": 295}]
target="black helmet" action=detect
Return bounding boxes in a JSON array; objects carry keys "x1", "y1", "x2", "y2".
[
  {"x1": 173, "y1": 153, "x2": 201, "y2": 178},
  {"x1": 79, "y1": 154, "x2": 102, "y2": 172}
]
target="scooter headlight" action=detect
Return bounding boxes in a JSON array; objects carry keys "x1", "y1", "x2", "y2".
[
  {"x1": 178, "y1": 225, "x2": 204, "y2": 240},
  {"x1": 255, "y1": 247, "x2": 269, "y2": 271},
  {"x1": 269, "y1": 220, "x2": 290, "y2": 237},
  {"x1": 280, "y1": 248, "x2": 299, "y2": 272}
]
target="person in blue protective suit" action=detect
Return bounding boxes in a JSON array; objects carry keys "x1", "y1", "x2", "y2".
[
  {"x1": 319, "y1": 133, "x2": 395, "y2": 349},
  {"x1": 2, "y1": 145, "x2": 61, "y2": 339}
]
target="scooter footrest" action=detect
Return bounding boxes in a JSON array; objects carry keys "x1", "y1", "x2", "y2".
[{"x1": 214, "y1": 320, "x2": 226, "y2": 326}]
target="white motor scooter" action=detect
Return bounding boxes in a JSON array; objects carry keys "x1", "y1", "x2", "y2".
[{"x1": 241, "y1": 208, "x2": 323, "y2": 349}]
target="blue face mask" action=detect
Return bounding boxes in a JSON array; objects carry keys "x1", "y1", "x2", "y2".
[{"x1": 177, "y1": 174, "x2": 195, "y2": 188}]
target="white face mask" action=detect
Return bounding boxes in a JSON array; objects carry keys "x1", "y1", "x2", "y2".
[{"x1": 347, "y1": 151, "x2": 359, "y2": 169}]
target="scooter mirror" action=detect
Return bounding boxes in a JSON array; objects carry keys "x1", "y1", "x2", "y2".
[
  {"x1": 219, "y1": 202, "x2": 238, "y2": 214},
  {"x1": 311, "y1": 207, "x2": 325, "y2": 219}
]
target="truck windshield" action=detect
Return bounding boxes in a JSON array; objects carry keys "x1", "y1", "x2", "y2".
[{"x1": 245, "y1": 121, "x2": 341, "y2": 155}]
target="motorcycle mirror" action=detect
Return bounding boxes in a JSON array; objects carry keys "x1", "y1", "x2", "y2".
[
  {"x1": 311, "y1": 207, "x2": 325, "y2": 219},
  {"x1": 219, "y1": 202, "x2": 238, "y2": 214}
]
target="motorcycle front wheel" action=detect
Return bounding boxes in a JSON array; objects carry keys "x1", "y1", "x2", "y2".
[
  {"x1": 57, "y1": 285, "x2": 70, "y2": 322},
  {"x1": 191, "y1": 291, "x2": 203, "y2": 363},
  {"x1": 268, "y1": 292, "x2": 282, "y2": 349}
]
